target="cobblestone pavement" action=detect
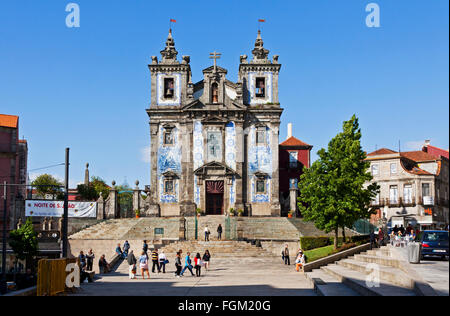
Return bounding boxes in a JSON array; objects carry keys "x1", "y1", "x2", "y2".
[{"x1": 71, "y1": 256, "x2": 317, "y2": 296}]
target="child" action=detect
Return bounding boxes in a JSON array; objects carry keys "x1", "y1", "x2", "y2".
[
  {"x1": 295, "y1": 251, "x2": 305, "y2": 272},
  {"x1": 194, "y1": 253, "x2": 202, "y2": 277}
]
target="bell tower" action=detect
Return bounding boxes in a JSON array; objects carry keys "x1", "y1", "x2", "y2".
[
  {"x1": 238, "y1": 30, "x2": 281, "y2": 107},
  {"x1": 148, "y1": 29, "x2": 192, "y2": 108}
]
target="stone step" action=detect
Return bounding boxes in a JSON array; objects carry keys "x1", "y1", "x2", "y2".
[
  {"x1": 305, "y1": 269, "x2": 361, "y2": 296},
  {"x1": 337, "y1": 258, "x2": 413, "y2": 288},
  {"x1": 320, "y1": 264, "x2": 416, "y2": 296},
  {"x1": 353, "y1": 254, "x2": 403, "y2": 269}
]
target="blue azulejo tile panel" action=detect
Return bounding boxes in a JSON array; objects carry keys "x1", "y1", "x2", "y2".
[
  {"x1": 193, "y1": 121, "x2": 204, "y2": 170},
  {"x1": 248, "y1": 125, "x2": 272, "y2": 203},
  {"x1": 225, "y1": 121, "x2": 236, "y2": 170},
  {"x1": 251, "y1": 176, "x2": 271, "y2": 203},
  {"x1": 157, "y1": 125, "x2": 181, "y2": 203},
  {"x1": 248, "y1": 125, "x2": 272, "y2": 175},
  {"x1": 229, "y1": 175, "x2": 236, "y2": 206},
  {"x1": 194, "y1": 176, "x2": 200, "y2": 206},
  {"x1": 159, "y1": 178, "x2": 179, "y2": 203}
]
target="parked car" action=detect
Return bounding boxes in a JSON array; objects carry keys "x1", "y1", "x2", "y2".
[{"x1": 419, "y1": 230, "x2": 449, "y2": 260}]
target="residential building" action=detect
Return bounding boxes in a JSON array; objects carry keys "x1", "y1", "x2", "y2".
[{"x1": 365, "y1": 142, "x2": 449, "y2": 230}]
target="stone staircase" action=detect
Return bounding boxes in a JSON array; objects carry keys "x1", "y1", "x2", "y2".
[
  {"x1": 157, "y1": 240, "x2": 277, "y2": 258},
  {"x1": 306, "y1": 246, "x2": 420, "y2": 296}
]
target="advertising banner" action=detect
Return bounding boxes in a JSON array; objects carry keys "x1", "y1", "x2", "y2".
[{"x1": 25, "y1": 200, "x2": 97, "y2": 218}]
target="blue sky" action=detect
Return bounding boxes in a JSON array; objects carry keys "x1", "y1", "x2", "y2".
[{"x1": 0, "y1": 0, "x2": 448, "y2": 187}]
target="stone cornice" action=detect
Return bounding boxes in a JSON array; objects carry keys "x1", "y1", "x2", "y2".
[
  {"x1": 148, "y1": 64, "x2": 191, "y2": 73},
  {"x1": 239, "y1": 63, "x2": 281, "y2": 73}
]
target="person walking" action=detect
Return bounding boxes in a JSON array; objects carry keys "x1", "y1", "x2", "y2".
[
  {"x1": 159, "y1": 250, "x2": 167, "y2": 274},
  {"x1": 115, "y1": 244, "x2": 125, "y2": 259},
  {"x1": 282, "y1": 244, "x2": 290, "y2": 265},
  {"x1": 202, "y1": 250, "x2": 211, "y2": 271},
  {"x1": 98, "y1": 255, "x2": 110, "y2": 274},
  {"x1": 205, "y1": 225, "x2": 211, "y2": 241},
  {"x1": 217, "y1": 224, "x2": 223, "y2": 240},
  {"x1": 127, "y1": 250, "x2": 137, "y2": 279},
  {"x1": 175, "y1": 252, "x2": 182, "y2": 277},
  {"x1": 151, "y1": 249, "x2": 161, "y2": 273},
  {"x1": 86, "y1": 249, "x2": 95, "y2": 271},
  {"x1": 142, "y1": 240, "x2": 149, "y2": 258},
  {"x1": 180, "y1": 252, "x2": 195, "y2": 276},
  {"x1": 194, "y1": 253, "x2": 202, "y2": 277},
  {"x1": 378, "y1": 228, "x2": 384, "y2": 247},
  {"x1": 139, "y1": 251, "x2": 150, "y2": 279},
  {"x1": 123, "y1": 240, "x2": 130, "y2": 258}
]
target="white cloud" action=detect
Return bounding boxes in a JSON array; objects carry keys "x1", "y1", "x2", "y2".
[{"x1": 141, "y1": 146, "x2": 151, "y2": 163}]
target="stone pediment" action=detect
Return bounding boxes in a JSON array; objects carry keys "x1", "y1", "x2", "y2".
[
  {"x1": 194, "y1": 161, "x2": 238, "y2": 177},
  {"x1": 202, "y1": 65, "x2": 228, "y2": 74},
  {"x1": 254, "y1": 171, "x2": 269, "y2": 178},
  {"x1": 201, "y1": 115, "x2": 228, "y2": 125},
  {"x1": 162, "y1": 171, "x2": 179, "y2": 179}
]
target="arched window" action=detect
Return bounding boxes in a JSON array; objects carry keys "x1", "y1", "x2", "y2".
[{"x1": 211, "y1": 82, "x2": 219, "y2": 103}]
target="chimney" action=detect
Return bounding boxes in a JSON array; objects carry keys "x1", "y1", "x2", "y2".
[
  {"x1": 424, "y1": 140, "x2": 430, "y2": 147},
  {"x1": 287, "y1": 123, "x2": 293, "y2": 139}
]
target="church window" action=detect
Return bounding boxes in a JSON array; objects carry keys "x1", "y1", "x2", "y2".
[
  {"x1": 211, "y1": 82, "x2": 219, "y2": 103},
  {"x1": 256, "y1": 127, "x2": 266, "y2": 145},
  {"x1": 164, "y1": 78, "x2": 175, "y2": 99},
  {"x1": 256, "y1": 179, "x2": 266, "y2": 193},
  {"x1": 255, "y1": 77, "x2": 265, "y2": 98},
  {"x1": 164, "y1": 180, "x2": 174, "y2": 194},
  {"x1": 164, "y1": 131, "x2": 174, "y2": 145}
]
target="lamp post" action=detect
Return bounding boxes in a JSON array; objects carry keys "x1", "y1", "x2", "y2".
[{"x1": 61, "y1": 148, "x2": 69, "y2": 258}]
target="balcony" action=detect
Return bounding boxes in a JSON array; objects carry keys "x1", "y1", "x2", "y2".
[{"x1": 419, "y1": 196, "x2": 435, "y2": 206}]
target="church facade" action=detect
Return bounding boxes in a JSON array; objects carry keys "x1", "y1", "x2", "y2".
[{"x1": 146, "y1": 30, "x2": 283, "y2": 217}]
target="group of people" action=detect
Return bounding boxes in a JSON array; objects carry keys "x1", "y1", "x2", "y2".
[
  {"x1": 204, "y1": 224, "x2": 223, "y2": 241},
  {"x1": 126, "y1": 240, "x2": 212, "y2": 280},
  {"x1": 78, "y1": 249, "x2": 111, "y2": 275},
  {"x1": 281, "y1": 244, "x2": 307, "y2": 272}
]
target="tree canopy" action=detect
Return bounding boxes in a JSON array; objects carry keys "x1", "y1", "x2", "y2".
[
  {"x1": 9, "y1": 218, "x2": 39, "y2": 263},
  {"x1": 31, "y1": 174, "x2": 64, "y2": 199},
  {"x1": 297, "y1": 115, "x2": 379, "y2": 249}
]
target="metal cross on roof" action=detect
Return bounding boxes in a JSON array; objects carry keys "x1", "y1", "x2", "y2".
[{"x1": 209, "y1": 51, "x2": 221, "y2": 73}]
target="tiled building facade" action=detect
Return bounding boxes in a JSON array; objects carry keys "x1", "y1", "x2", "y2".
[{"x1": 146, "y1": 30, "x2": 283, "y2": 217}]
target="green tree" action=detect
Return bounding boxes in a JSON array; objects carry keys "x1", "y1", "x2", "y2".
[
  {"x1": 76, "y1": 184, "x2": 98, "y2": 201},
  {"x1": 90, "y1": 176, "x2": 110, "y2": 200},
  {"x1": 31, "y1": 174, "x2": 64, "y2": 199},
  {"x1": 298, "y1": 115, "x2": 379, "y2": 249},
  {"x1": 9, "y1": 218, "x2": 39, "y2": 272}
]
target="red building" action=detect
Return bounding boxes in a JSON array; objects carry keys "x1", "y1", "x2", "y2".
[
  {"x1": 0, "y1": 114, "x2": 28, "y2": 233},
  {"x1": 279, "y1": 123, "x2": 313, "y2": 216}
]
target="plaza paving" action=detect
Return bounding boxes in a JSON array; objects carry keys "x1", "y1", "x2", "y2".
[
  {"x1": 410, "y1": 257, "x2": 449, "y2": 296},
  {"x1": 71, "y1": 256, "x2": 317, "y2": 296}
]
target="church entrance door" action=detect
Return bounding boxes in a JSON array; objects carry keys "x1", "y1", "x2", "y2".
[{"x1": 205, "y1": 181, "x2": 224, "y2": 215}]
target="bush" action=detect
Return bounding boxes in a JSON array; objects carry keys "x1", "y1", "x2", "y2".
[{"x1": 300, "y1": 237, "x2": 331, "y2": 251}]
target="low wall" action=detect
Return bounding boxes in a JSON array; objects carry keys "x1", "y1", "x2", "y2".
[
  {"x1": 303, "y1": 243, "x2": 371, "y2": 272},
  {"x1": 260, "y1": 240, "x2": 301, "y2": 257}
]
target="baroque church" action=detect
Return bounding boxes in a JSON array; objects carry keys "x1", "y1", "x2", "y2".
[{"x1": 146, "y1": 29, "x2": 284, "y2": 217}]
